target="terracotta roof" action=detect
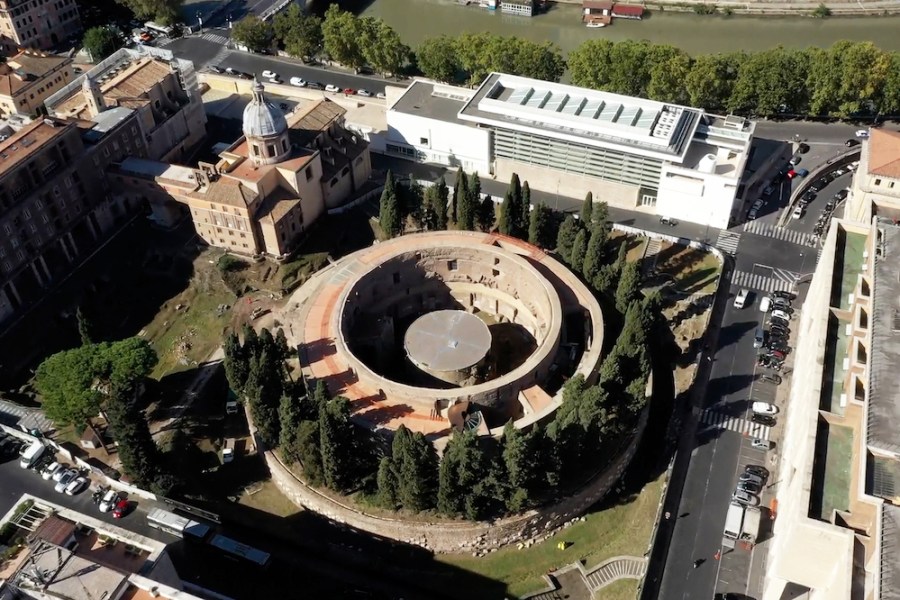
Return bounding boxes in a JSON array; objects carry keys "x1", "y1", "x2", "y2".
[
  {"x1": 54, "y1": 58, "x2": 172, "y2": 118},
  {"x1": 612, "y1": 3, "x2": 644, "y2": 15},
  {"x1": 32, "y1": 516, "x2": 76, "y2": 547},
  {"x1": 0, "y1": 117, "x2": 71, "y2": 177},
  {"x1": 583, "y1": 0, "x2": 613, "y2": 8},
  {"x1": 199, "y1": 177, "x2": 258, "y2": 209},
  {"x1": 287, "y1": 99, "x2": 346, "y2": 147},
  {"x1": 0, "y1": 50, "x2": 69, "y2": 98},
  {"x1": 255, "y1": 185, "x2": 301, "y2": 223},
  {"x1": 868, "y1": 129, "x2": 900, "y2": 179}
]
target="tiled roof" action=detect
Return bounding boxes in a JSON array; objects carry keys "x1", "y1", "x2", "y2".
[
  {"x1": 202, "y1": 177, "x2": 257, "y2": 209},
  {"x1": 54, "y1": 58, "x2": 172, "y2": 118},
  {"x1": 868, "y1": 129, "x2": 900, "y2": 179},
  {"x1": 32, "y1": 516, "x2": 76, "y2": 547},
  {"x1": 287, "y1": 99, "x2": 345, "y2": 147},
  {"x1": 0, "y1": 50, "x2": 69, "y2": 97}
]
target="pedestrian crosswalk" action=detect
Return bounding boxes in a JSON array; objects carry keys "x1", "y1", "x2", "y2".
[
  {"x1": 716, "y1": 231, "x2": 741, "y2": 255},
  {"x1": 200, "y1": 32, "x2": 229, "y2": 45},
  {"x1": 742, "y1": 220, "x2": 817, "y2": 246},
  {"x1": 699, "y1": 409, "x2": 771, "y2": 440},
  {"x1": 732, "y1": 268, "x2": 799, "y2": 293}
]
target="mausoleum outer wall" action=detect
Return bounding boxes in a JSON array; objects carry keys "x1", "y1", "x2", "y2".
[{"x1": 336, "y1": 234, "x2": 563, "y2": 411}]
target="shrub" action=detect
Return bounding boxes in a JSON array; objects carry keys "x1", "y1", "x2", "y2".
[{"x1": 218, "y1": 254, "x2": 249, "y2": 273}]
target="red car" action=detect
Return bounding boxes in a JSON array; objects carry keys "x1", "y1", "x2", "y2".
[
  {"x1": 342, "y1": 88, "x2": 355, "y2": 95},
  {"x1": 786, "y1": 169, "x2": 797, "y2": 179},
  {"x1": 112, "y1": 499, "x2": 129, "y2": 519}
]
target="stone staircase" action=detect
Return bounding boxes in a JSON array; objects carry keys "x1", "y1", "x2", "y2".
[
  {"x1": 642, "y1": 237, "x2": 663, "y2": 275},
  {"x1": 585, "y1": 556, "x2": 647, "y2": 590}
]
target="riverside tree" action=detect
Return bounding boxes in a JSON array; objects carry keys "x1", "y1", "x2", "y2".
[
  {"x1": 272, "y1": 4, "x2": 322, "y2": 59},
  {"x1": 232, "y1": 16, "x2": 272, "y2": 53}
]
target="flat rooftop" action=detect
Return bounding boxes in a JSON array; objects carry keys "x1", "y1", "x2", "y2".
[
  {"x1": 881, "y1": 504, "x2": 900, "y2": 600},
  {"x1": 15, "y1": 542, "x2": 128, "y2": 600},
  {"x1": 869, "y1": 219, "x2": 900, "y2": 455},
  {"x1": 117, "y1": 156, "x2": 198, "y2": 187},
  {"x1": 404, "y1": 310, "x2": 492, "y2": 372},
  {"x1": 390, "y1": 80, "x2": 476, "y2": 127},
  {"x1": 0, "y1": 117, "x2": 70, "y2": 178},
  {"x1": 458, "y1": 72, "x2": 702, "y2": 161}
]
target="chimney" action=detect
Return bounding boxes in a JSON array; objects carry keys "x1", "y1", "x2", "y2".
[{"x1": 82, "y1": 76, "x2": 105, "y2": 118}]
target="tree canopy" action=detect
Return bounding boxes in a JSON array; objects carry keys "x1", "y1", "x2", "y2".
[
  {"x1": 272, "y1": 4, "x2": 322, "y2": 59},
  {"x1": 83, "y1": 27, "x2": 120, "y2": 61},
  {"x1": 35, "y1": 338, "x2": 157, "y2": 426},
  {"x1": 232, "y1": 16, "x2": 272, "y2": 53},
  {"x1": 115, "y1": 0, "x2": 181, "y2": 25}
]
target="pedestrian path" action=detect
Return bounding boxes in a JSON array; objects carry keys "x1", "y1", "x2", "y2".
[
  {"x1": 585, "y1": 556, "x2": 647, "y2": 589},
  {"x1": 699, "y1": 409, "x2": 771, "y2": 440},
  {"x1": 742, "y1": 220, "x2": 817, "y2": 246},
  {"x1": 200, "y1": 32, "x2": 229, "y2": 45},
  {"x1": 732, "y1": 268, "x2": 799, "y2": 293},
  {"x1": 716, "y1": 230, "x2": 741, "y2": 255},
  {"x1": 206, "y1": 46, "x2": 232, "y2": 68}
]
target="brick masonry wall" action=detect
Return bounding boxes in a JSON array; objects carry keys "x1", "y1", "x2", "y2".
[{"x1": 266, "y1": 405, "x2": 649, "y2": 554}]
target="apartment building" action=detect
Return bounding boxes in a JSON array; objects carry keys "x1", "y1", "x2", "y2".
[
  {"x1": 45, "y1": 46, "x2": 206, "y2": 164},
  {"x1": 764, "y1": 131, "x2": 900, "y2": 600},
  {"x1": 109, "y1": 81, "x2": 371, "y2": 259},
  {"x1": 386, "y1": 73, "x2": 755, "y2": 228},
  {"x1": 0, "y1": 50, "x2": 73, "y2": 118},
  {"x1": 0, "y1": 0, "x2": 81, "y2": 53}
]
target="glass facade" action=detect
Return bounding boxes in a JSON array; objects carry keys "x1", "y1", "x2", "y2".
[{"x1": 492, "y1": 127, "x2": 663, "y2": 190}]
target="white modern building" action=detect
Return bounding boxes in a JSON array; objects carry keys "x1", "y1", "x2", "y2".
[{"x1": 385, "y1": 73, "x2": 755, "y2": 228}]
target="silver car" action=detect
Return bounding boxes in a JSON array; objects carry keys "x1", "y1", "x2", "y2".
[
  {"x1": 54, "y1": 469, "x2": 77, "y2": 493},
  {"x1": 733, "y1": 490, "x2": 759, "y2": 506}
]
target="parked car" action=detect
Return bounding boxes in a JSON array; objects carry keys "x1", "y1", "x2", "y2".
[
  {"x1": 99, "y1": 490, "x2": 121, "y2": 513},
  {"x1": 845, "y1": 139, "x2": 861, "y2": 147},
  {"x1": 733, "y1": 288, "x2": 750, "y2": 309},
  {"x1": 208, "y1": 65, "x2": 224, "y2": 74},
  {"x1": 376, "y1": 92, "x2": 386, "y2": 99},
  {"x1": 51, "y1": 463, "x2": 70, "y2": 482},
  {"x1": 262, "y1": 70, "x2": 278, "y2": 79},
  {"x1": 745, "y1": 464, "x2": 770, "y2": 478},
  {"x1": 41, "y1": 461, "x2": 63, "y2": 480},
  {"x1": 65, "y1": 476, "x2": 89, "y2": 495},
  {"x1": 342, "y1": 88, "x2": 356, "y2": 95},
  {"x1": 737, "y1": 480, "x2": 762, "y2": 494},
  {"x1": 113, "y1": 499, "x2": 130, "y2": 519},
  {"x1": 751, "y1": 413, "x2": 777, "y2": 427},
  {"x1": 772, "y1": 290, "x2": 796, "y2": 301},
  {"x1": 139, "y1": 32, "x2": 153, "y2": 42},
  {"x1": 786, "y1": 169, "x2": 798, "y2": 179},
  {"x1": 752, "y1": 401, "x2": 778, "y2": 415},
  {"x1": 798, "y1": 142, "x2": 810, "y2": 154},
  {"x1": 739, "y1": 471, "x2": 764, "y2": 485},
  {"x1": 792, "y1": 205, "x2": 803, "y2": 220},
  {"x1": 834, "y1": 189, "x2": 849, "y2": 201},
  {"x1": 796, "y1": 168, "x2": 809, "y2": 177},
  {"x1": 325, "y1": 84, "x2": 340, "y2": 93},
  {"x1": 306, "y1": 81, "x2": 324, "y2": 90},
  {"x1": 752, "y1": 438, "x2": 774, "y2": 450},
  {"x1": 289, "y1": 76, "x2": 306, "y2": 87},
  {"x1": 759, "y1": 296, "x2": 771, "y2": 313},
  {"x1": 789, "y1": 155, "x2": 801, "y2": 165},
  {"x1": 771, "y1": 309, "x2": 791, "y2": 321},
  {"x1": 733, "y1": 490, "x2": 759, "y2": 506},
  {"x1": 54, "y1": 469, "x2": 78, "y2": 493},
  {"x1": 356, "y1": 89, "x2": 372, "y2": 97},
  {"x1": 856, "y1": 129, "x2": 869, "y2": 138}
]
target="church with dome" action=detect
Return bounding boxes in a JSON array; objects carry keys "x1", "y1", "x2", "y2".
[{"x1": 109, "y1": 78, "x2": 371, "y2": 259}]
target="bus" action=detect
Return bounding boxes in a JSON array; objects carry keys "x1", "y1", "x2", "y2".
[
  {"x1": 144, "y1": 21, "x2": 174, "y2": 37},
  {"x1": 209, "y1": 534, "x2": 271, "y2": 567},
  {"x1": 147, "y1": 508, "x2": 211, "y2": 540}
]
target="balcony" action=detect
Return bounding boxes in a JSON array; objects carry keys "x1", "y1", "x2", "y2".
[{"x1": 41, "y1": 160, "x2": 58, "y2": 177}]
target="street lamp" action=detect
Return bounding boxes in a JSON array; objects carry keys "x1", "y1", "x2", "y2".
[
  {"x1": 227, "y1": 13, "x2": 233, "y2": 30},
  {"x1": 196, "y1": 12, "x2": 203, "y2": 34}
]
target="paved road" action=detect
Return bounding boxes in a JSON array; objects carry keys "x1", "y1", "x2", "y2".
[{"x1": 166, "y1": 36, "x2": 395, "y2": 96}]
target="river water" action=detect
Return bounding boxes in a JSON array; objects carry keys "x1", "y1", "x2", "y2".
[{"x1": 356, "y1": 0, "x2": 900, "y2": 55}]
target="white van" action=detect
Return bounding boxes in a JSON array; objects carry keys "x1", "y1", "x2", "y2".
[
  {"x1": 759, "y1": 296, "x2": 771, "y2": 313},
  {"x1": 734, "y1": 288, "x2": 750, "y2": 309},
  {"x1": 19, "y1": 440, "x2": 45, "y2": 469},
  {"x1": 222, "y1": 438, "x2": 235, "y2": 464}
]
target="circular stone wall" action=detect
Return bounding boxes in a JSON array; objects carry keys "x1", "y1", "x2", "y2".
[
  {"x1": 404, "y1": 310, "x2": 492, "y2": 385},
  {"x1": 289, "y1": 231, "x2": 605, "y2": 439}
]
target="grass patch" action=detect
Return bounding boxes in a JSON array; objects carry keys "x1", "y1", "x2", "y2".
[
  {"x1": 239, "y1": 479, "x2": 303, "y2": 518},
  {"x1": 279, "y1": 252, "x2": 330, "y2": 292},
  {"x1": 655, "y1": 245, "x2": 721, "y2": 295},
  {"x1": 437, "y1": 475, "x2": 663, "y2": 599},
  {"x1": 599, "y1": 577, "x2": 640, "y2": 600},
  {"x1": 821, "y1": 424, "x2": 853, "y2": 519}
]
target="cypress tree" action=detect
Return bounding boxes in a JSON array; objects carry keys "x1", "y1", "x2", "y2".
[
  {"x1": 278, "y1": 394, "x2": 303, "y2": 464},
  {"x1": 520, "y1": 181, "x2": 531, "y2": 236},
  {"x1": 438, "y1": 429, "x2": 486, "y2": 516},
  {"x1": 556, "y1": 215, "x2": 580, "y2": 265},
  {"x1": 499, "y1": 191, "x2": 515, "y2": 236},
  {"x1": 106, "y1": 394, "x2": 164, "y2": 489},
  {"x1": 477, "y1": 195, "x2": 495, "y2": 232},
  {"x1": 376, "y1": 456, "x2": 398, "y2": 508},
  {"x1": 582, "y1": 224, "x2": 608, "y2": 284},
  {"x1": 570, "y1": 229, "x2": 588, "y2": 274},
  {"x1": 242, "y1": 324, "x2": 258, "y2": 352},
  {"x1": 76, "y1": 306, "x2": 94, "y2": 345},
  {"x1": 616, "y1": 261, "x2": 642, "y2": 313},
  {"x1": 379, "y1": 171, "x2": 402, "y2": 238},
  {"x1": 451, "y1": 167, "x2": 465, "y2": 223},
  {"x1": 593, "y1": 201, "x2": 610, "y2": 231},
  {"x1": 393, "y1": 426, "x2": 439, "y2": 511},
  {"x1": 458, "y1": 172, "x2": 478, "y2": 231},
  {"x1": 581, "y1": 192, "x2": 593, "y2": 224},
  {"x1": 528, "y1": 202, "x2": 552, "y2": 248},
  {"x1": 319, "y1": 396, "x2": 357, "y2": 492},
  {"x1": 297, "y1": 419, "x2": 323, "y2": 485},
  {"x1": 275, "y1": 328, "x2": 290, "y2": 360},
  {"x1": 502, "y1": 421, "x2": 538, "y2": 513},
  {"x1": 433, "y1": 176, "x2": 449, "y2": 230},
  {"x1": 508, "y1": 174, "x2": 523, "y2": 237},
  {"x1": 223, "y1": 332, "x2": 249, "y2": 393}
]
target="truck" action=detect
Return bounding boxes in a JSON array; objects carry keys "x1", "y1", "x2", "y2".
[
  {"x1": 723, "y1": 503, "x2": 745, "y2": 547},
  {"x1": 740, "y1": 506, "x2": 762, "y2": 544}
]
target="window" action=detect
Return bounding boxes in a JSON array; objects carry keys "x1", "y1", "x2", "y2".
[
  {"x1": 354, "y1": 157, "x2": 363, "y2": 166},
  {"x1": 329, "y1": 177, "x2": 338, "y2": 187},
  {"x1": 875, "y1": 178, "x2": 882, "y2": 186},
  {"x1": 252, "y1": 144, "x2": 260, "y2": 156},
  {"x1": 341, "y1": 167, "x2": 350, "y2": 176},
  {"x1": 305, "y1": 166, "x2": 313, "y2": 181},
  {"x1": 447, "y1": 259, "x2": 458, "y2": 271},
  {"x1": 392, "y1": 273, "x2": 400, "y2": 284},
  {"x1": 281, "y1": 139, "x2": 288, "y2": 152},
  {"x1": 23, "y1": 209, "x2": 31, "y2": 219},
  {"x1": 267, "y1": 144, "x2": 276, "y2": 156},
  {"x1": 419, "y1": 137, "x2": 428, "y2": 145}
]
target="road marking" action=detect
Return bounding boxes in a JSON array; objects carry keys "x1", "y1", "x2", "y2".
[
  {"x1": 716, "y1": 231, "x2": 741, "y2": 255},
  {"x1": 731, "y1": 269, "x2": 798, "y2": 294},
  {"x1": 699, "y1": 409, "x2": 770, "y2": 440},
  {"x1": 201, "y1": 33, "x2": 229, "y2": 44},
  {"x1": 742, "y1": 220, "x2": 817, "y2": 246}
]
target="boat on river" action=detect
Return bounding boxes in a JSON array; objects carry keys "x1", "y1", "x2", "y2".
[{"x1": 586, "y1": 19, "x2": 607, "y2": 27}]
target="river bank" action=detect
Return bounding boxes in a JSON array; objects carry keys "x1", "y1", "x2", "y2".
[
  {"x1": 356, "y1": 0, "x2": 900, "y2": 55},
  {"x1": 554, "y1": 0, "x2": 900, "y2": 16}
]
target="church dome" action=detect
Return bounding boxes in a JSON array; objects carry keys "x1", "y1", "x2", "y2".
[{"x1": 242, "y1": 79, "x2": 287, "y2": 139}]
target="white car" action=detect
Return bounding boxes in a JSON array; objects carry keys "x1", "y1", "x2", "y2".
[
  {"x1": 51, "y1": 464, "x2": 71, "y2": 482},
  {"x1": 65, "y1": 476, "x2": 89, "y2": 495},
  {"x1": 792, "y1": 205, "x2": 803, "y2": 220},
  {"x1": 732, "y1": 490, "x2": 759, "y2": 506},
  {"x1": 325, "y1": 84, "x2": 340, "y2": 93},
  {"x1": 41, "y1": 461, "x2": 62, "y2": 480},
  {"x1": 752, "y1": 401, "x2": 778, "y2": 415},
  {"x1": 99, "y1": 489, "x2": 120, "y2": 513},
  {"x1": 759, "y1": 296, "x2": 771, "y2": 313},
  {"x1": 356, "y1": 89, "x2": 372, "y2": 97},
  {"x1": 771, "y1": 309, "x2": 791, "y2": 321},
  {"x1": 262, "y1": 70, "x2": 278, "y2": 79},
  {"x1": 733, "y1": 288, "x2": 750, "y2": 309},
  {"x1": 752, "y1": 438, "x2": 774, "y2": 450},
  {"x1": 376, "y1": 92, "x2": 386, "y2": 100},
  {"x1": 289, "y1": 76, "x2": 306, "y2": 87},
  {"x1": 855, "y1": 129, "x2": 869, "y2": 138},
  {"x1": 54, "y1": 469, "x2": 78, "y2": 493}
]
